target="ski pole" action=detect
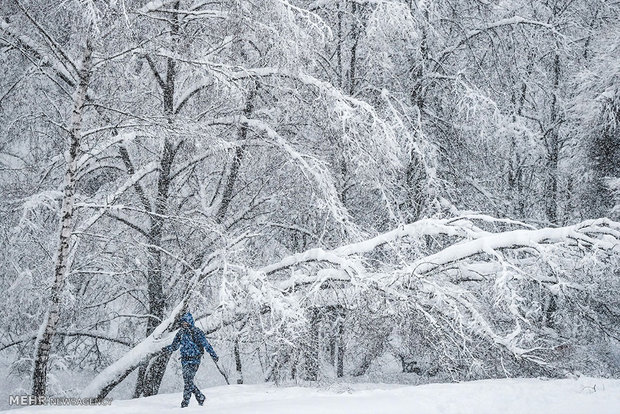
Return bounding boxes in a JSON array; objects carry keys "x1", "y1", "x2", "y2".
[{"x1": 213, "y1": 360, "x2": 230, "y2": 385}]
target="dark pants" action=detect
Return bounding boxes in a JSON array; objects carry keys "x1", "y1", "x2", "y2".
[{"x1": 181, "y1": 361, "x2": 204, "y2": 406}]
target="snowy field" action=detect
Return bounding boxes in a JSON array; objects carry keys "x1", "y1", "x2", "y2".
[{"x1": 2, "y1": 377, "x2": 619, "y2": 414}]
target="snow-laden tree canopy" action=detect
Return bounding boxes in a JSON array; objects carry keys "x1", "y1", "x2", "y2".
[
  {"x1": 0, "y1": 0, "x2": 618, "y2": 403},
  {"x1": 81, "y1": 215, "x2": 619, "y2": 399}
]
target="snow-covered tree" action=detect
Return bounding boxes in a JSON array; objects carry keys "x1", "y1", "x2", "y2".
[{"x1": 1, "y1": 0, "x2": 618, "y2": 403}]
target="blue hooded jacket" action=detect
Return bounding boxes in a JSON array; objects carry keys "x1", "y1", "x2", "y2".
[{"x1": 163, "y1": 312, "x2": 217, "y2": 365}]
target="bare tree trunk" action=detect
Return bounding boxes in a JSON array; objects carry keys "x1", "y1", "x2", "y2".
[
  {"x1": 304, "y1": 308, "x2": 320, "y2": 381},
  {"x1": 352, "y1": 336, "x2": 385, "y2": 377},
  {"x1": 347, "y1": 2, "x2": 361, "y2": 97},
  {"x1": 215, "y1": 87, "x2": 256, "y2": 223},
  {"x1": 31, "y1": 40, "x2": 93, "y2": 400},
  {"x1": 336, "y1": 308, "x2": 346, "y2": 378},
  {"x1": 545, "y1": 52, "x2": 561, "y2": 224},
  {"x1": 133, "y1": 112, "x2": 177, "y2": 399},
  {"x1": 134, "y1": 3, "x2": 180, "y2": 396},
  {"x1": 509, "y1": 64, "x2": 532, "y2": 219},
  {"x1": 234, "y1": 338, "x2": 243, "y2": 384},
  {"x1": 405, "y1": 4, "x2": 430, "y2": 220},
  {"x1": 336, "y1": 1, "x2": 343, "y2": 88},
  {"x1": 543, "y1": 294, "x2": 558, "y2": 328},
  {"x1": 304, "y1": 308, "x2": 319, "y2": 381}
]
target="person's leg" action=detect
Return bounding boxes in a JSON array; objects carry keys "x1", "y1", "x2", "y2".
[
  {"x1": 191, "y1": 362, "x2": 205, "y2": 405},
  {"x1": 181, "y1": 363, "x2": 197, "y2": 407}
]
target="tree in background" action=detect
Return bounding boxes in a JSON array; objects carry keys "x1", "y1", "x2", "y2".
[{"x1": 0, "y1": 0, "x2": 618, "y2": 401}]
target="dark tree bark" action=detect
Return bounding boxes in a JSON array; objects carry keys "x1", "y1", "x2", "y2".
[
  {"x1": 336, "y1": 308, "x2": 346, "y2": 378},
  {"x1": 545, "y1": 52, "x2": 562, "y2": 224},
  {"x1": 215, "y1": 87, "x2": 256, "y2": 223},
  {"x1": 134, "y1": 2, "x2": 180, "y2": 397},
  {"x1": 304, "y1": 308, "x2": 320, "y2": 381},
  {"x1": 234, "y1": 338, "x2": 243, "y2": 384}
]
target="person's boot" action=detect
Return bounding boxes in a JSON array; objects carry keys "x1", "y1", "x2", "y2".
[
  {"x1": 181, "y1": 399, "x2": 190, "y2": 408},
  {"x1": 197, "y1": 393, "x2": 206, "y2": 406}
]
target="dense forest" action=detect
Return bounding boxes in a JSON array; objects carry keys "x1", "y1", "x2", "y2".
[{"x1": 0, "y1": 0, "x2": 618, "y2": 403}]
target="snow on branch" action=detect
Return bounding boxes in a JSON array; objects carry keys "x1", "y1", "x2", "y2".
[
  {"x1": 438, "y1": 16, "x2": 562, "y2": 63},
  {"x1": 241, "y1": 116, "x2": 352, "y2": 228},
  {"x1": 0, "y1": 20, "x2": 75, "y2": 87},
  {"x1": 76, "y1": 131, "x2": 137, "y2": 175},
  {"x1": 308, "y1": 0, "x2": 398, "y2": 11},
  {"x1": 226, "y1": 216, "x2": 620, "y2": 363},
  {"x1": 135, "y1": 0, "x2": 182, "y2": 14},
  {"x1": 407, "y1": 219, "x2": 620, "y2": 277},
  {"x1": 12, "y1": 0, "x2": 80, "y2": 76},
  {"x1": 74, "y1": 161, "x2": 159, "y2": 232},
  {"x1": 258, "y1": 216, "x2": 491, "y2": 276},
  {"x1": 273, "y1": 0, "x2": 332, "y2": 41},
  {"x1": 17, "y1": 190, "x2": 64, "y2": 230},
  {"x1": 155, "y1": 52, "x2": 403, "y2": 173},
  {"x1": 466, "y1": 16, "x2": 555, "y2": 37},
  {"x1": 81, "y1": 216, "x2": 619, "y2": 397}
]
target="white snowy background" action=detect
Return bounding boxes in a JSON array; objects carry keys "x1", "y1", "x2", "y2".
[{"x1": 0, "y1": 0, "x2": 618, "y2": 412}]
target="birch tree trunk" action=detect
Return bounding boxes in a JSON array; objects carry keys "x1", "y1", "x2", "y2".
[{"x1": 31, "y1": 39, "x2": 93, "y2": 400}]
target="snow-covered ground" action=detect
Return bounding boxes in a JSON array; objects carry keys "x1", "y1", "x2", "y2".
[{"x1": 2, "y1": 377, "x2": 619, "y2": 414}]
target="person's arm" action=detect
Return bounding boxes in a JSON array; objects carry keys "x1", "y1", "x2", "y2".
[
  {"x1": 162, "y1": 330, "x2": 181, "y2": 353},
  {"x1": 197, "y1": 330, "x2": 218, "y2": 361}
]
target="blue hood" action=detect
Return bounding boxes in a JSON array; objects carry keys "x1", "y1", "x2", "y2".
[{"x1": 180, "y1": 312, "x2": 195, "y2": 326}]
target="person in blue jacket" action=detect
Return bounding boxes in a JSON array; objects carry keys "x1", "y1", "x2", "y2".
[{"x1": 162, "y1": 312, "x2": 218, "y2": 408}]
